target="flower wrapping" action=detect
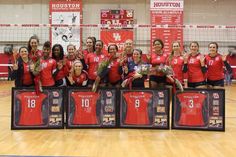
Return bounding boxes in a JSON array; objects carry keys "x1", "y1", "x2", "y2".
[{"x1": 92, "y1": 56, "x2": 112, "y2": 92}]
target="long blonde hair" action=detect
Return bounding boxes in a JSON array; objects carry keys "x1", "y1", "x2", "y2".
[
  {"x1": 168, "y1": 41, "x2": 182, "y2": 65},
  {"x1": 70, "y1": 60, "x2": 83, "y2": 77}
]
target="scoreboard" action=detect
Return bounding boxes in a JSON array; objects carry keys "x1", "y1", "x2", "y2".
[{"x1": 100, "y1": 9, "x2": 134, "y2": 25}]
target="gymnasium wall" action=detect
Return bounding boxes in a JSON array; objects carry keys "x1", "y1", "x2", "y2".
[{"x1": 1, "y1": 0, "x2": 236, "y2": 25}]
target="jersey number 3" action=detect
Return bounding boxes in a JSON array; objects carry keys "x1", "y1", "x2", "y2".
[{"x1": 188, "y1": 99, "x2": 194, "y2": 108}]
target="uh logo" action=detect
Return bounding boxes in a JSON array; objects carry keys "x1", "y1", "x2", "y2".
[{"x1": 113, "y1": 33, "x2": 121, "y2": 41}]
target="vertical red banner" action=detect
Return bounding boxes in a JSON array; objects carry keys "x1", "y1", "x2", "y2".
[
  {"x1": 150, "y1": 0, "x2": 183, "y2": 54},
  {"x1": 49, "y1": 0, "x2": 82, "y2": 52}
]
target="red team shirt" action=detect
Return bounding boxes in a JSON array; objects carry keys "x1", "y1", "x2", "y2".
[
  {"x1": 71, "y1": 91, "x2": 100, "y2": 125},
  {"x1": 82, "y1": 49, "x2": 91, "y2": 61},
  {"x1": 16, "y1": 92, "x2": 47, "y2": 126},
  {"x1": 205, "y1": 54, "x2": 225, "y2": 81},
  {"x1": 22, "y1": 62, "x2": 33, "y2": 85},
  {"x1": 176, "y1": 92, "x2": 207, "y2": 126},
  {"x1": 40, "y1": 58, "x2": 57, "y2": 86},
  {"x1": 168, "y1": 56, "x2": 184, "y2": 83},
  {"x1": 187, "y1": 53, "x2": 205, "y2": 83},
  {"x1": 86, "y1": 53, "x2": 106, "y2": 80},
  {"x1": 108, "y1": 59, "x2": 122, "y2": 83},
  {"x1": 150, "y1": 52, "x2": 168, "y2": 66},
  {"x1": 123, "y1": 92, "x2": 153, "y2": 125},
  {"x1": 29, "y1": 49, "x2": 42, "y2": 62},
  {"x1": 65, "y1": 58, "x2": 76, "y2": 71},
  {"x1": 226, "y1": 55, "x2": 236, "y2": 79},
  {"x1": 150, "y1": 52, "x2": 168, "y2": 76},
  {"x1": 54, "y1": 63, "x2": 69, "y2": 81},
  {"x1": 72, "y1": 71, "x2": 88, "y2": 86}
]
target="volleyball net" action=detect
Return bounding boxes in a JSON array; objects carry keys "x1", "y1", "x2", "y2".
[{"x1": 0, "y1": 24, "x2": 236, "y2": 79}]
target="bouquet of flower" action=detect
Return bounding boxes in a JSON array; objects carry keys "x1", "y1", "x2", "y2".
[
  {"x1": 156, "y1": 64, "x2": 173, "y2": 75},
  {"x1": 136, "y1": 64, "x2": 152, "y2": 75},
  {"x1": 31, "y1": 59, "x2": 41, "y2": 76},
  {"x1": 97, "y1": 58, "x2": 111, "y2": 77},
  {"x1": 121, "y1": 64, "x2": 151, "y2": 89},
  {"x1": 157, "y1": 65, "x2": 183, "y2": 92},
  {"x1": 30, "y1": 57, "x2": 42, "y2": 94},
  {"x1": 92, "y1": 56, "x2": 112, "y2": 92}
]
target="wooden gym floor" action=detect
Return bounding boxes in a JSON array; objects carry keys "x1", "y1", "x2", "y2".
[{"x1": 0, "y1": 81, "x2": 235, "y2": 157}]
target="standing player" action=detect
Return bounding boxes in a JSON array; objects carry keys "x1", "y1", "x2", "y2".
[
  {"x1": 183, "y1": 41, "x2": 207, "y2": 88},
  {"x1": 27, "y1": 35, "x2": 42, "y2": 61},
  {"x1": 65, "y1": 44, "x2": 78, "y2": 70},
  {"x1": 121, "y1": 39, "x2": 134, "y2": 62},
  {"x1": 40, "y1": 41, "x2": 57, "y2": 87},
  {"x1": 12, "y1": 46, "x2": 34, "y2": 87},
  {"x1": 15, "y1": 91, "x2": 48, "y2": 126},
  {"x1": 86, "y1": 40, "x2": 107, "y2": 87},
  {"x1": 167, "y1": 41, "x2": 185, "y2": 84},
  {"x1": 205, "y1": 42, "x2": 232, "y2": 88},
  {"x1": 107, "y1": 44, "x2": 123, "y2": 87},
  {"x1": 27, "y1": 35, "x2": 43, "y2": 93},
  {"x1": 122, "y1": 91, "x2": 153, "y2": 125},
  {"x1": 120, "y1": 39, "x2": 148, "y2": 63},
  {"x1": 70, "y1": 91, "x2": 100, "y2": 125},
  {"x1": 65, "y1": 44, "x2": 87, "y2": 72},
  {"x1": 52, "y1": 44, "x2": 69, "y2": 87},
  {"x1": 149, "y1": 39, "x2": 169, "y2": 88},
  {"x1": 81, "y1": 37, "x2": 96, "y2": 59}
]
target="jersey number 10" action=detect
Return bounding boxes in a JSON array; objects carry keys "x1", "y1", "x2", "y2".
[{"x1": 82, "y1": 99, "x2": 90, "y2": 108}]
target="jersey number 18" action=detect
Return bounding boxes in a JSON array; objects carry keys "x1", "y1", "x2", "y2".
[{"x1": 27, "y1": 99, "x2": 36, "y2": 108}]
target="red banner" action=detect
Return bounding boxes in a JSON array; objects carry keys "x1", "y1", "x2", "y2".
[
  {"x1": 101, "y1": 9, "x2": 134, "y2": 25},
  {"x1": 49, "y1": 0, "x2": 82, "y2": 52},
  {"x1": 100, "y1": 30, "x2": 133, "y2": 55},
  {"x1": 150, "y1": 0, "x2": 183, "y2": 54}
]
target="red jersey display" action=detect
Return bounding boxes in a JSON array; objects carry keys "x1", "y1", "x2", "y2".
[
  {"x1": 86, "y1": 53, "x2": 106, "y2": 80},
  {"x1": 40, "y1": 58, "x2": 57, "y2": 86},
  {"x1": 71, "y1": 91, "x2": 100, "y2": 125},
  {"x1": 205, "y1": 54, "x2": 224, "y2": 81},
  {"x1": 187, "y1": 53, "x2": 205, "y2": 83},
  {"x1": 16, "y1": 92, "x2": 48, "y2": 126},
  {"x1": 123, "y1": 92, "x2": 153, "y2": 125},
  {"x1": 176, "y1": 92, "x2": 207, "y2": 126}
]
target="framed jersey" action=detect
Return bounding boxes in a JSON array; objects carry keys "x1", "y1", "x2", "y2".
[
  {"x1": 11, "y1": 87, "x2": 64, "y2": 130},
  {"x1": 119, "y1": 89, "x2": 170, "y2": 129},
  {"x1": 172, "y1": 89, "x2": 225, "y2": 131},
  {"x1": 66, "y1": 87, "x2": 117, "y2": 128}
]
